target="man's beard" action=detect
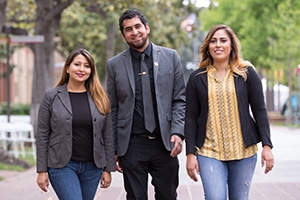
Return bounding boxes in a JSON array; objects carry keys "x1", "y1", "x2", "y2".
[{"x1": 126, "y1": 37, "x2": 148, "y2": 50}]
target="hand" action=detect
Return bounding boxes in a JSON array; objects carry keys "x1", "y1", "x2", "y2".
[
  {"x1": 100, "y1": 171, "x2": 112, "y2": 188},
  {"x1": 36, "y1": 172, "x2": 49, "y2": 192},
  {"x1": 186, "y1": 153, "x2": 199, "y2": 182},
  {"x1": 115, "y1": 155, "x2": 123, "y2": 173},
  {"x1": 170, "y1": 135, "x2": 183, "y2": 157},
  {"x1": 261, "y1": 145, "x2": 274, "y2": 174}
]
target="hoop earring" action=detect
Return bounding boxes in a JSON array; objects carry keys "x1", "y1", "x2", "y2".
[{"x1": 207, "y1": 51, "x2": 210, "y2": 56}]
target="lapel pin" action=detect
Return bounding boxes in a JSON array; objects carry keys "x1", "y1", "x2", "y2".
[{"x1": 138, "y1": 72, "x2": 147, "y2": 75}]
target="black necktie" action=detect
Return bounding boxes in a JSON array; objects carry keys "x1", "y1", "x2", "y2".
[{"x1": 140, "y1": 53, "x2": 156, "y2": 133}]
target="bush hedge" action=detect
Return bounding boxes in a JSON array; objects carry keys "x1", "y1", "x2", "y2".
[{"x1": 0, "y1": 103, "x2": 30, "y2": 115}]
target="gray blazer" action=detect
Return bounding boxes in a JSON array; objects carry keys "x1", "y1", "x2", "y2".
[
  {"x1": 36, "y1": 84, "x2": 115, "y2": 172},
  {"x1": 106, "y1": 43, "x2": 186, "y2": 156}
]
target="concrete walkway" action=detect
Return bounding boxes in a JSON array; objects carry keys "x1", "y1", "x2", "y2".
[{"x1": 0, "y1": 125, "x2": 299, "y2": 200}]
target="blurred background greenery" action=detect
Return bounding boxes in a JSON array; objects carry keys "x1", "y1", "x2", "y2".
[
  {"x1": 0, "y1": 1, "x2": 299, "y2": 161},
  {"x1": 1, "y1": 0, "x2": 300, "y2": 111}
]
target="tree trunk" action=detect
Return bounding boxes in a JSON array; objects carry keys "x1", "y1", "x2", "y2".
[
  {"x1": 0, "y1": 0, "x2": 6, "y2": 31},
  {"x1": 102, "y1": 22, "x2": 116, "y2": 88},
  {"x1": 30, "y1": 0, "x2": 74, "y2": 132},
  {"x1": 85, "y1": 1, "x2": 117, "y2": 88}
]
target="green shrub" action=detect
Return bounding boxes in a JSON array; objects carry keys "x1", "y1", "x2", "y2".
[{"x1": 0, "y1": 103, "x2": 30, "y2": 115}]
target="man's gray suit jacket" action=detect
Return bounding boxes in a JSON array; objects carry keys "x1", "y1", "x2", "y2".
[{"x1": 106, "y1": 43, "x2": 186, "y2": 156}]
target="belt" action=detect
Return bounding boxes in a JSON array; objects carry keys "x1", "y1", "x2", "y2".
[{"x1": 131, "y1": 134, "x2": 159, "y2": 140}]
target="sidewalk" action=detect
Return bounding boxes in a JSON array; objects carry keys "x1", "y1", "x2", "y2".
[{"x1": 0, "y1": 125, "x2": 299, "y2": 200}]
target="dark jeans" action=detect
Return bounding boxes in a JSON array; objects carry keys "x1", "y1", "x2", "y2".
[
  {"x1": 48, "y1": 160, "x2": 102, "y2": 200},
  {"x1": 119, "y1": 136, "x2": 179, "y2": 200}
]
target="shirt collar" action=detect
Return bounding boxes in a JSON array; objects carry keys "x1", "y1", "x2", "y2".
[{"x1": 130, "y1": 42, "x2": 152, "y2": 59}]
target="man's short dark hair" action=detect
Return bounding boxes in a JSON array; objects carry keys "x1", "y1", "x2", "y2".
[{"x1": 119, "y1": 9, "x2": 148, "y2": 33}]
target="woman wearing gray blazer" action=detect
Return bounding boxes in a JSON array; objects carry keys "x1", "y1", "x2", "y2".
[{"x1": 36, "y1": 49, "x2": 115, "y2": 200}]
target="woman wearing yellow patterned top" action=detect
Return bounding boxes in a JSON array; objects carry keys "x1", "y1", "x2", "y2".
[{"x1": 185, "y1": 24, "x2": 274, "y2": 200}]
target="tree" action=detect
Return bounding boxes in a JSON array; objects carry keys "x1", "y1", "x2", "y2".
[
  {"x1": 30, "y1": 0, "x2": 74, "y2": 130},
  {"x1": 1, "y1": 0, "x2": 32, "y2": 118},
  {"x1": 0, "y1": 0, "x2": 7, "y2": 59},
  {"x1": 1, "y1": 0, "x2": 75, "y2": 128},
  {"x1": 199, "y1": 0, "x2": 300, "y2": 111},
  {"x1": 57, "y1": 0, "x2": 193, "y2": 83},
  {"x1": 3, "y1": 0, "x2": 193, "y2": 127},
  {"x1": 199, "y1": 0, "x2": 300, "y2": 77},
  {"x1": 269, "y1": 0, "x2": 300, "y2": 89},
  {"x1": 0, "y1": 0, "x2": 6, "y2": 32}
]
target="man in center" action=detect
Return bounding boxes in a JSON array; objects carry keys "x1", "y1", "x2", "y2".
[{"x1": 106, "y1": 9, "x2": 186, "y2": 200}]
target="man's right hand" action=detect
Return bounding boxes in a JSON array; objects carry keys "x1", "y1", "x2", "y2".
[{"x1": 115, "y1": 155, "x2": 123, "y2": 173}]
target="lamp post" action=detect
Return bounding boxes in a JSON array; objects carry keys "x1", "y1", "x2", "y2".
[
  {"x1": 2, "y1": 25, "x2": 28, "y2": 122},
  {"x1": 4, "y1": 25, "x2": 11, "y2": 122}
]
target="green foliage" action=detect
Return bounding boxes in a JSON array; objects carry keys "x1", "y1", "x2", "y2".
[
  {"x1": 0, "y1": 44, "x2": 17, "y2": 62},
  {"x1": 0, "y1": 162, "x2": 25, "y2": 171},
  {"x1": 57, "y1": 1, "x2": 107, "y2": 78},
  {"x1": 58, "y1": 2, "x2": 106, "y2": 54},
  {"x1": 0, "y1": 44, "x2": 6, "y2": 59},
  {"x1": 57, "y1": 0, "x2": 193, "y2": 79},
  {"x1": 135, "y1": 0, "x2": 193, "y2": 50},
  {"x1": 5, "y1": 0, "x2": 36, "y2": 34},
  {"x1": 1, "y1": 0, "x2": 35, "y2": 76},
  {"x1": 0, "y1": 103, "x2": 30, "y2": 115},
  {"x1": 199, "y1": 0, "x2": 300, "y2": 89}
]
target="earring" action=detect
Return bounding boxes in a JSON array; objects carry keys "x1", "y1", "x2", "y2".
[{"x1": 207, "y1": 51, "x2": 210, "y2": 56}]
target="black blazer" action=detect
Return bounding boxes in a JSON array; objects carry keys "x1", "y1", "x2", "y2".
[{"x1": 185, "y1": 66, "x2": 273, "y2": 155}]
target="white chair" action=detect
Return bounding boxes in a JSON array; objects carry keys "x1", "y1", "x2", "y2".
[
  {"x1": 0, "y1": 122, "x2": 19, "y2": 158},
  {"x1": 13, "y1": 122, "x2": 36, "y2": 160},
  {"x1": 0, "y1": 122, "x2": 36, "y2": 160}
]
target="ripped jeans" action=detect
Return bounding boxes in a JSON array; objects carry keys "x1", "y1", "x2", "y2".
[{"x1": 196, "y1": 154, "x2": 257, "y2": 200}]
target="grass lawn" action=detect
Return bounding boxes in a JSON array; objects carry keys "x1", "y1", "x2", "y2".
[{"x1": 0, "y1": 149, "x2": 36, "y2": 181}]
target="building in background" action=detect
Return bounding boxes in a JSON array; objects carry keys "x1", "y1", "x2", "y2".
[{"x1": 0, "y1": 46, "x2": 64, "y2": 105}]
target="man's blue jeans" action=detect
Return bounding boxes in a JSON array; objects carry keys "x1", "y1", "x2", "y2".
[
  {"x1": 48, "y1": 160, "x2": 103, "y2": 200},
  {"x1": 196, "y1": 154, "x2": 257, "y2": 200}
]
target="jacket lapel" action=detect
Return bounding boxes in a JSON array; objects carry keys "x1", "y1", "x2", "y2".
[
  {"x1": 152, "y1": 44, "x2": 160, "y2": 81},
  {"x1": 57, "y1": 84, "x2": 72, "y2": 115},
  {"x1": 199, "y1": 69, "x2": 208, "y2": 89},
  {"x1": 123, "y1": 49, "x2": 135, "y2": 94}
]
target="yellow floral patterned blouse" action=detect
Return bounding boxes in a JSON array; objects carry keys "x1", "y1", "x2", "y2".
[{"x1": 196, "y1": 66, "x2": 257, "y2": 160}]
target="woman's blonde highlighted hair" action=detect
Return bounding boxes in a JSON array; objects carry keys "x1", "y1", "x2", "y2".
[{"x1": 199, "y1": 24, "x2": 252, "y2": 80}]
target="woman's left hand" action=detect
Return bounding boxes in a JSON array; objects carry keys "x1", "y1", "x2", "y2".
[
  {"x1": 261, "y1": 145, "x2": 274, "y2": 174},
  {"x1": 100, "y1": 171, "x2": 112, "y2": 188}
]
